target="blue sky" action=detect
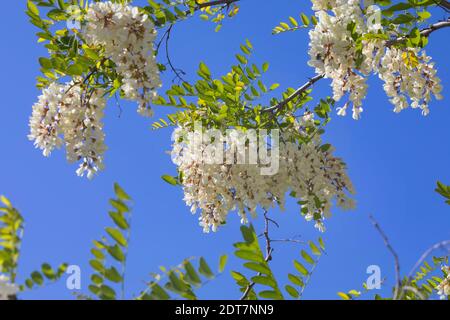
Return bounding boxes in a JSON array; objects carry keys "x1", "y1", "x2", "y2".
[{"x1": 0, "y1": 0, "x2": 449, "y2": 299}]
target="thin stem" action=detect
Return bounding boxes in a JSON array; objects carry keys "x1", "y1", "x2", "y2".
[
  {"x1": 262, "y1": 74, "x2": 324, "y2": 114},
  {"x1": 298, "y1": 256, "x2": 321, "y2": 299},
  {"x1": 240, "y1": 210, "x2": 273, "y2": 300},
  {"x1": 196, "y1": 0, "x2": 239, "y2": 9},
  {"x1": 369, "y1": 214, "x2": 401, "y2": 300}
]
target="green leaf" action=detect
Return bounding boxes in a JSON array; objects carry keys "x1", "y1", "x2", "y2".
[
  {"x1": 198, "y1": 257, "x2": 214, "y2": 279},
  {"x1": 301, "y1": 250, "x2": 315, "y2": 265},
  {"x1": 100, "y1": 284, "x2": 116, "y2": 300},
  {"x1": 219, "y1": 255, "x2": 228, "y2": 273},
  {"x1": 91, "y1": 248, "x2": 105, "y2": 260},
  {"x1": 107, "y1": 245, "x2": 125, "y2": 262},
  {"x1": 252, "y1": 275, "x2": 277, "y2": 288},
  {"x1": 66, "y1": 63, "x2": 84, "y2": 76},
  {"x1": 288, "y1": 273, "x2": 304, "y2": 287},
  {"x1": 244, "y1": 262, "x2": 271, "y2": 275},
  {"x1": 231, "y1": 271, "x2": 250, "y2": 287},
  {"x1": 105, "y1": 227, "x2": 127, "y2": 247},
  {"x1": 151, "y1": 283, "x2": 171, "y2": 300},
  {"x1": 168, "y1": 271, "x2": 189, "y2": 293},
  {"x1": 318, "y1": 238, "x2": 325, "y2": 251},
  {"x1": 89, "y1": 259, "x2": 104, "y2": 273},
  {"x1": 235, "y1": 250, "x2": 263, "y2": 263},
  {"x1": 269, "y1": 83, "x2": 280, "y2": 91},
  {"x1": 27, "y1": 1, "x2": 40, "y2": 16},
  {"x1": 294, "y1": 260, "x2": 309, "y2": 276},
  {"x1": 31, "y1": 271, "x2": 44, "y2": 285},
  {"x1": 301, "y1": 13, "x2": 310, "y2": 26},
  {"x1": 161, "y1": 175, "x2": 178, "y2": 186},
  {"x1": 309, "y1": 241, "x2": 322, "y2": 256},
  {"x1": 285, "y1": 285, "x2": 299, "y2": 298},
  {"x1": 39, "y1": 57, "x2": 53, "y2": 69},
  {"x1": 104, "y1": 267, "x2": 123, "y2": 283},
  {"x1": 259, "y1": 290, "x2": 281, "y2": 299},
  {"x1": 109, "y1": 199, "x2": 129, "y2": 213},
  {"x1": 109, "y1": 211, "x2": 129, "y2": 230},
  {"x1": 199, "y1": 62, "x2": 211, "y2": 78},
  {"x1": 184, "y1": 261, "x2": 202, "y2": 286},
  {"x1": 41, "y1": 263, "x2": 56, "y2": 280},
  {"x1": 114, "y1": 183, "x2": 131, "y2": 201},
  {"x1": 337, "y1": 292, "x2": 351, "y2": 300}
]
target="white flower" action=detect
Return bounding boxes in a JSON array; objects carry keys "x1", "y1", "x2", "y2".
[
  {"x1": 308, "y1": 0, "x2": 443, "y2": 118},
  {"x1": 437, "y1": 266, "x2": 450, "y2": 300},
  {"x1": 83, "y1": 1, "x2": 161, "y2": 116},
  {"x1": 29, "y1": 2, "x2": 162, "y2": 178},
  {"x1": 0, "y1": 275, "x2": 18, "y2": 300},
  {"x1": 28, "y1": 82, "x2": 106, "y2": 179},
  {"x1": 171, "y1": 122, "x2": 354, "y2": 232},
  {"x1": 379, "y1": 48, "x2": 442, "y2": 115}
]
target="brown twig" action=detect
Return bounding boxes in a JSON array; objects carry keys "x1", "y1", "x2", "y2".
[
  {"x1": 240, "y1": 210, "x2": 273, "y2": 300},
  {"x1": 164, "y1": 24, "x2": 187, "y2": 83},
  {"x1": 369, "y1": 214, "x2": 401, "y2": 300},
  {"x1": 386, "y1": 18, "x2": 450, "y2": 46},
  {"x1": 436, "y1": 0, "x2": 450, "y2": 11},
  {"x1": 196, "y1": 0, "x2": 239, "y2": 9},
  {"x1": 262, "y1": 74, "x2": 324, "y2": 114}
]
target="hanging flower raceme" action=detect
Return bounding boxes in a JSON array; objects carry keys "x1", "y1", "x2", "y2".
[
  {"x1": 171, "y1": 116, "x2": 355, "y2": 233},
  {"x1": 28, "y1": 82, "x2": 107, "y2": 179},
  {"x1": 29, "y1": 2, "x2": 162, "y2": 178},
  {"x1": 83, "y1": 1, "x2": 162, "y2": 117},
  {"x1": 308, "y1": 0, "x2": 443, "y2": 119},
  {"x1": 379, "y1": 48, "x2": 443, "y2": 116}
]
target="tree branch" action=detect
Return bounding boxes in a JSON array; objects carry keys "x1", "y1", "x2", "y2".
[
  {"x1": 240, "y1": 210, "x2": 274, "y2": 300},
  {"x1": 386, "y1": 18, "x2": 450, "y2": 46},
  {"x1": 266, "y1": 18, "x2": 450, "y2": 115},
  {"x1": 262, "y1": 74, "x2": 324, "y2": 114},
  {"x1": 196, "y1": 0, "x2": 239, "y2": 9},
  {"x1": 369, "y1": 214, "x2": 401, "y2": 300},
  {"x1": 437, "y1": 0, "x2": 450, "y2": 11},
  {"x1": 420, "y1": 18, "x2": 450, "y2": 37}
]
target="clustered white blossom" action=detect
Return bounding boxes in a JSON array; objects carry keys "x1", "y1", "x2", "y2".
[
  {"x1": 308, "y1": 0, "x2": 443, "y2": 119},
  {"x1": 437, "y1": 266, "x2": 450, "y2": 300},
  {"x1": 28, "y1": 82, "x2": 107, "y2": 179},
  {"x1": 29, "y1": 2, "x2": 162, "y2": 178},
  {"x1": 171, "y1": 117, "x2": 355, "y2": 232},
  {"x1": 379, "y1": 47, "x2": 443, "y2": 116},
  {"x1": 0, "y1": 275, "x2": 18, "y2": 300},
  {"x1": 83, "y1": 1, "x2": 161, "y2": 117}
]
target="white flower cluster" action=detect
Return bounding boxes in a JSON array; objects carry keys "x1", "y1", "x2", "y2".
[
  {"x1": 28, "y1": 82, "x2": 106, "y2": 179},
  {"x1": 83, "y1": 1, "x2": 161, "y2": 117},
  {"x1": 380, "y1": 48, "x2": 443, "y2": 116},
  {"x1": 0, "y1": 275, "x2": 18, "y2": 300},
  {"x1": 308, "y1": 0, "x2": 443, "y2": 119},
  {"x1": 29, "y1": 2, "x2": 162, "y2": 178},
  {"x1": 437, "y1": 266, "x2": 450, "y2": 300},
  {"x1": 171, "y1": 121, "x2": 354, "y2": 232}
]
